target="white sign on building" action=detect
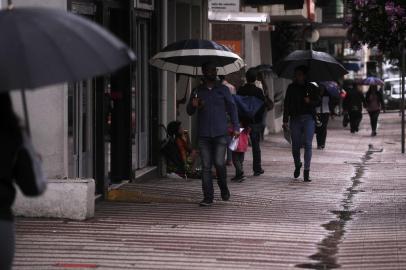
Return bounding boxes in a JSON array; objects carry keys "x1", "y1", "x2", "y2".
[{"x1": 209, "y1": 0, "x2": 240, "y2": 12}]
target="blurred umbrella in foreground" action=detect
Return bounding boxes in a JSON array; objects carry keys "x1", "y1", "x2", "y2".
[{"x1": 0, "y1": 4, "x2": 135, "y2": 133}]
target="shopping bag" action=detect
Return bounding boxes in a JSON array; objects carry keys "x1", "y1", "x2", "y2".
[
  {"x1": 236, "y1": 130, "x2": 249, "y2": 152},
  {"x1": 229, "y1": 136, "x2": 239, "y2": 151}
]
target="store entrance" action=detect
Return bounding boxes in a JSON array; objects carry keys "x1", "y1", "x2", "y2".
[{"x1": 103, "y1": 3, "x2": 132, "y2": 184}]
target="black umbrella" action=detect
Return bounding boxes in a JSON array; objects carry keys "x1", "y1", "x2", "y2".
[
  {"x1": 274, "y1": 50, "x2": 348, "y2": 81},
  {"x1": 0, "y1": 5, "x2": 135, "y2": 133},
  {"x1": 255, "y1": 64, "x2": 273, "y2": 73},
  {"x1": 149, "y1": 39, "x2": 245, "y2": 75}
]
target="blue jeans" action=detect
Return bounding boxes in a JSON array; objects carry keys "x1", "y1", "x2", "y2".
[
  {"x1": 290, "y1": 115, "x2": 315, "y2": 170},
  {"x1": 226, "y1": 135, "x2": 232, "y2": 163},
  {"x1": 198, "y1": 136, "x2": 228, "y2": 201}
]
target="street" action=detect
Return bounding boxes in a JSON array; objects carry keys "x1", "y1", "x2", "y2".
[{"x1": 13, "y1": 113, "x2": 406, "y2": 270}]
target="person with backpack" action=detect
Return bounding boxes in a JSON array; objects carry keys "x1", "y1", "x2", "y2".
[
  {"x1": 0, "y1": 93, "x2": 46, "y2": 270},
  {"x1": 237, "y1": 68, "x2": 266, "y2": 177},
  {"x1": 364, "y1": 85, "x2": 385, "y2": 136}
]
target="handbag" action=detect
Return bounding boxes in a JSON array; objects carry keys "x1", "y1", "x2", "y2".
[{"x1": 13, "y1": 132, "x2": 47, "y2": 196}]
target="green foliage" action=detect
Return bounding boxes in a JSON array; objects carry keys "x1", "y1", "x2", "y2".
[{"x1": 347, "y1": 0, "x2": 406, "y2": 61}]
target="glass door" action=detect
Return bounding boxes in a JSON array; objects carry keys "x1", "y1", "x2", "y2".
[
  {"x1": 133, "y1": 19, "x2": 151, "y2": 170},
  {"x1": 68, "y1": 80, "x2": 94, "y2": 178}
]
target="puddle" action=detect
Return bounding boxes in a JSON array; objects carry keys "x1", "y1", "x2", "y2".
[{"x1": 296, "y1": 145, "x2": 375, "y2": 269}]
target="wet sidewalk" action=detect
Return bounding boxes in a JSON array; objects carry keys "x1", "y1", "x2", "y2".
[{"x1": 14, "y1": 113, "x2": 406, "y2": 269}]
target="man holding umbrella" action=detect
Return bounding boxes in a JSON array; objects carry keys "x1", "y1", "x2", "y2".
[{"x1": 187, "y1": 62, "x2": 240, "y2": 207}]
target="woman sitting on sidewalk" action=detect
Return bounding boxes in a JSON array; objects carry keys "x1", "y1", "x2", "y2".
[{"x1": 166, "y1": 121, "x2": 199, "y2": 178}]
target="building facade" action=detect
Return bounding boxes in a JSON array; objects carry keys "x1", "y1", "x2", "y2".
[{"x1": 5, "y1": 0, "x2": 209, "y2": 206}]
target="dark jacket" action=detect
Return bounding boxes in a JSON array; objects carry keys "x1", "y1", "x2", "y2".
[
  {"x1": 187, "y1": 81, "x2": 240, "y2": 137},
  {"x1": 0, "y1": 132, "x2": 46, "y2": 221},
  {"x1": 0, "y1": 131, "x2": 22, "y2": 221},
  {"x1": 237, "y1": 83, "x2": 266, "y2": 124},
  {"x1": 343, "y1": 87, "x2": 365, "y2": 112},
  {"x1": 283, "y1": 82, "x2": 321, "y2": 123}
]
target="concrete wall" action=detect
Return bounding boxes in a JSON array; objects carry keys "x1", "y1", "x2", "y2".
[
  {"x1": 6, "y1": 0, "x2": 96, "y2": 220},
  {"x1": 13, "y1": 179, "x2": 95, "y2": 220}
]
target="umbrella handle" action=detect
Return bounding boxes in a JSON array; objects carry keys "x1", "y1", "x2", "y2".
[{"x1": 21, "y1": 89, "x2": 31, "y2": 137}]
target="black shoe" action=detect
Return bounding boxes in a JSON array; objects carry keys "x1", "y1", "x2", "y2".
[
  {"x1": 235, "y1": 175, "x2": 246, "y2": 183},
  {"x1": 221, "y1": 189, "x2": 230, "y2": 201},
  {"x1": 199, "y1": 200, "x2": 213, "y2": 207},
  {"x1": 294, "y1": 163, "x2": 302, "y2": 179},
  {"x1": 231, "y1": 174, "x2": 243, "y2": 182},
  {"x1": 304, "y1": 170, "x2": 311, "y2": 182},
  {"x1": 371, "y1": 131, "x2": 377, "y2": 137},
  {"x1": 253, "y1": 169, "x2": 264, "y2": 176}
]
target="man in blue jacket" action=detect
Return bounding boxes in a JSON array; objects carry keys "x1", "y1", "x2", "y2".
[{"x1": 187, "y1": 62, "x2": 240, "y2": 206}]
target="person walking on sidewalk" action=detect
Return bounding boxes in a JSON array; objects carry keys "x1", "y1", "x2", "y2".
[
  {"x1": 230, "y1": 121, "x2": 250, "y2": 183},
  {"x1": 0, "y1": 93, "x2": 46, "y2": 270},
  {"x1": 187, "y1": 62, "x2": 240, "y2": 207},
  {"x1": 283, "y1": 66, "x2": 320, "y2": 182},
  {"x1": 343, "y1": 83, "x2": 365, "y2": 133},
  {"x1": 364, "y1": 85, "x2": 384, "y2": 136},
  {"x1": 315, "y1": 84, "x2": 337, "y2": 149},
  {"x1": 237, "y1": 68, "x2": 266, "y2": 176}
]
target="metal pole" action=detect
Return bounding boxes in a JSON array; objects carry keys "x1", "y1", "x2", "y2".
[
  {"x1": 402, "y1": 43, "x2": 405, "y2": 153},
  {"x1": 159, "y1": 0, "x2": 168, "y2": 176},
  {"x1": 21, "y1": 89, "x2": 31, "y2": 136}
]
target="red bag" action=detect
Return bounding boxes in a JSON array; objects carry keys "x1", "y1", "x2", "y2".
[{"x1": 236, "y1": 128, "x2": 250, "y2": 152}]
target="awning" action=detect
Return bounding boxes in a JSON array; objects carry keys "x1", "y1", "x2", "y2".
[{"x1": 244, "y1": 0, "x2": 304, "y2": 9}]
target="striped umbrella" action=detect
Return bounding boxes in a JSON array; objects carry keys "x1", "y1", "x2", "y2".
[
  {"x1": 362, "y1": 76, "x2": 384, "y2": 86},
  {"x1": 150, "y1": 39, "x2": 245, "y2": 76}
]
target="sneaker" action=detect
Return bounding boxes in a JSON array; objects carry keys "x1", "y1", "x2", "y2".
[
  {"x1": 253, "y1": 169, "x2": 264, "y2": 176},
  {"x1": 199, "y1": 200, "x2": 213, "y2": 207},
  {"x1": 304, "y1": 170, "x2": 311, "y2": 182},
  {"x1": 371, "y1": 131, "x2": 377, "y2": 137},
  {"x1": 294, "y1": 163, "x2": 302, "y2": 178},
  {"x1": 221, "y1": 189, "x2": 230, "y2": 201}
]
